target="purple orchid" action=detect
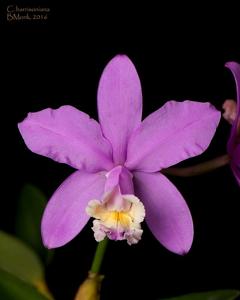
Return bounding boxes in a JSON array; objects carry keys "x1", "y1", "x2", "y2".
[
  {"x1": 223, "y1": 62, "x2": 240, "y2": 186},
  {"x1": 18, "y1": 55, "x2": 220, "y2": 255}
]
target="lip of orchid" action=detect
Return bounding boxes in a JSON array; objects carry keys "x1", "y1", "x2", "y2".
[
  {"x1": 85, "y1": 166, "x2": 145, "y2": 245},
  {"x1": 86, "y1": 191, "x2": 145, "y2": 245},
  {"x1": 18, "y1": 54, "x2": 221, "y2": 254}
]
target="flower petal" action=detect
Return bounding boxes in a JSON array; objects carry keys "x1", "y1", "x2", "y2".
[
  {"x1": 41, "y1": 170, "x2": 106, "y2": 248},
  {"x1": 133, "y1": 171, "x2": 193, "y2": 255},
  {"x1": 126, "y1": 101, "x2": 220, "y2": 172},
  {"x1": 18, "y1": 105, "x2": 113, "y2": 172},
  {"x1": 231, "y1": 143, "x2": 240, "y2": 186},
  {"x1": 225, "y1": 62, "x2": 240, "y2": 152},
  {"x1": 97, "y1": 55, "x2": 142, "y2": 164}
]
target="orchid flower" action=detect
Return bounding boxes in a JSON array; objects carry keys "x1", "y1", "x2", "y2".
[
  {"x1": 18, "y1": 55, "x2": 220, "y2": 255},
  {"x1": 222, "y1": 62, "x2": 240, "y2": 185}
]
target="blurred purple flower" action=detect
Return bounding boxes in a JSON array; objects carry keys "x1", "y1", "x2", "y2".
[
  {"x1": 18, "y1": 55, "x2": 220, "y2": 254},
  {"x1": 223, "y1": 62, "x2": 240, "y2": 186}
]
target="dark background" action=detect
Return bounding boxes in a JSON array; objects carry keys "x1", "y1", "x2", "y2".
[{"x1": 1, "y1": 2, "x2": 240, "y2": 300}]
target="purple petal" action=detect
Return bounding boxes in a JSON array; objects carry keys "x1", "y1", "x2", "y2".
[
  {"x1": 133, "y1": 171, "x2": 193, "y2": 255},
  {"x1": 225, "y1": 62, "x2": 240, "y2": 153},
  {"x1": 18, "y1": 105, "x2": 113, "y2": 172},
  {"x1": 97, "y1": 55, "x2": 142, "y2": 165},
  {"x1": 41, "y1": 170, "x2": 106, "y2": 248},
  {"x1": 126, "y1": 101, "x2": 220, "y2": 172},
  {"x1": 231, "y1": 143, "x2": 240, "y2": 186}
]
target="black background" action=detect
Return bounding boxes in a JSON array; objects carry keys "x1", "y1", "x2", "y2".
[{"x1": 1, "y1": 2, "x2": 240, "y2": 300}]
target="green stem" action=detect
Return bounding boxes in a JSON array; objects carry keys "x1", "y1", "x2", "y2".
[
  {"x1": 90, "y1": 238, "x2": 108, "y2": 274},
  {"x1": 162, "y1": 154, "x2": 230, "y2": 177}
]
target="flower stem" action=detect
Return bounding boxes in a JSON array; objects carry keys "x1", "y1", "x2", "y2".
[
  {"x1": 162, "y1": 154, "x2": 230, "y2": 177},
  {"x1": 90, "y1": 238, "x2": 109, "y2": 274}
]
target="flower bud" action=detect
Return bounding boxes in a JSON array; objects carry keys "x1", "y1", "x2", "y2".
[{"x1": 74, "y1": 272, "x2": 104, "y2": 300}]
